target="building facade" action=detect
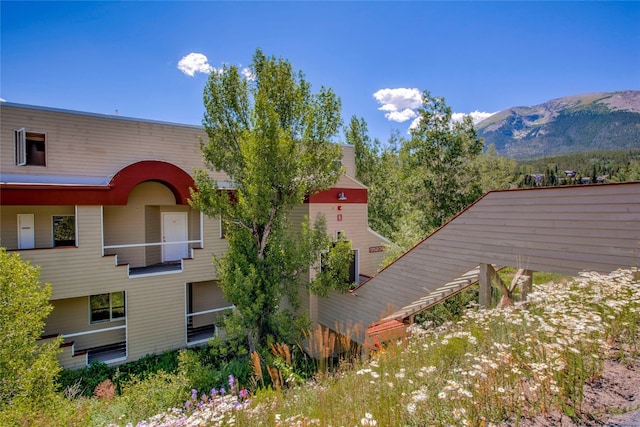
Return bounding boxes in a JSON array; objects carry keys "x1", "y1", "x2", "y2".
[{"x1": 0, "y1": 103, "x2": 387, "y2": 369}]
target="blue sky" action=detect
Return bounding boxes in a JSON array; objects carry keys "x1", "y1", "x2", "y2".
[{"x1": 2, "y1": 1, "x2": 639, "y2": 142}]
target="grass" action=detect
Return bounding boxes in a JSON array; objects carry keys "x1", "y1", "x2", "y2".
[{"x1": 97, "y1": 268, "x2": 638, "y2": 427}]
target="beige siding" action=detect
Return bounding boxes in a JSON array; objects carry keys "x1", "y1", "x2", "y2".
[
  {"x1": 125, "y1": 278, "x2": 186, "y2": 360},
  {"x1": 145, "y1": 206, "x2": 161, "y2": 265},
  {"x1": 190, "y1": 281, "x2": 230, "y2": 328},
  {"x1": 2, "y1": 104, "x2": 383, "y2": 367},
  {"x1": 0, "y1": 205, "x2": 75, "y2": 249},
  {"x1": 0, "y1": 104, "x2": 227, "y2": 182},
  {"x1": 340, "y1": 144, "x2": 356, "y2": 179},
  {"x1": 309, "y1": 202, "x2": 387, "y2": 277},
  {"x1": 318, "y1": 183, "x2": 640, "y2": 343},
  {"x1": 45, "y1": 297, "x2": 126, "y2": 351}
]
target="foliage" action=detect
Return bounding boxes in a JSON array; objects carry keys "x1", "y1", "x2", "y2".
[
  {"x1": 118, "y1": 269, "x2": 639, "y2": 427},
  {"x1": 516, "y1": 148, "x2": 640, "y2": 186},
  {"x1": 191, "y1": 49, "x2": 351, "y2": 353},
  {"x1": 58, "y1": 351, "x2": 181, "y2": 398},
  {"x1": 347, "y1": 93, "x2": 484, "y2": 259},
  {"x1": 89, "y1": 367, "x2": 189, "y2": 426},
  {"x1": 403, "y1": 92, "x2": 484, "y2": 232},
  {"x1": 0, "y1": 248, "x2": 73, "y2": 425},
  {"x1": 474, "y1": 144, "x2": 519, "y2": 192}
]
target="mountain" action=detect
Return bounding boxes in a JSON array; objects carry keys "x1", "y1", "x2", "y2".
[{"x1": 475, "y1": 91, "x2": 640, "y2": 159}]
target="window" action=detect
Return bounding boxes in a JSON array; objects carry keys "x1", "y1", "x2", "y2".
[
  {"x1": 219, "y1": 217, "x2": 226, "y2": 239},
  {"x1": 14, "y1": 128, "x2": 46, "y2": 166},
  {"x1": 90, "y1": 292, "x2": 125, "y2": 323},
  {"x1": 52, "y1": 215, "x2": 76, "y2": 247}
]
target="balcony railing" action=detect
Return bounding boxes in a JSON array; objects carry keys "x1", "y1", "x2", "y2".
[
  {"x1": 103, "y1": 240, "x2": 203, "y2": 277},
  {"x1": 186, "y1": 305, "x2": 234, "y2": 345},
  {"x1": 49, "y1": 323, "x2": 127, "y2": 366}
]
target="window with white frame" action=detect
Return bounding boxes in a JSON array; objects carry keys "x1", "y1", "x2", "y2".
[
  {"x1": 52, "y1": 215, "x2": 76, "y2": 247},
  {"x1": 90, "y1": 291, "x2": 125, "y2": 323},
  {"x1": 14, "y1": 128, "x2": 46, "y2": 166}
]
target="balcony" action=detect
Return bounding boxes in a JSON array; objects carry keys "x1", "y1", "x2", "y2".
[
  {"x1": 103, "y1": 240, "x2": 202, "y2": 277},
  {"x1": 42, "y1": 323, "x2": 127, "y2": 368}
]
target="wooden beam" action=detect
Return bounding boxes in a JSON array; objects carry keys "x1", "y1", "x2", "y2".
[{"x1": 479, "y1": 264, "x2": 492, "y2": 308}]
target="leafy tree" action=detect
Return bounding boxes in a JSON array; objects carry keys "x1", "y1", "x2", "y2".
[
  {"x1": 346, "y1": 118, "x2": 405, "y2": 240},
  {"x1": 474, "y1": 144, "x2": 518, "y2": 192},
  {"x1": 191, "y1": 49, "x2": 352, "y2": 353},
  {"x1": 0, "y1": 248, "x2": 66, "y2": 424},
  {"x1": 402, "y1": 92, "x2": 484, "y2": 233}
]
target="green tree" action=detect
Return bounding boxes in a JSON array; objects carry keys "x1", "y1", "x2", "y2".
[
  {"x1": 474, "y1": 144, "x2": 518, "y2": 192},
  {"x1": 0, "y1": 248, "x2": 66, "y2": 424},
  {"x1": 191, "y1": 49, "x2": 351, "y2": 353},
  {"x1": 402, "y1": 92, "x2": 484, "y2": 233}
]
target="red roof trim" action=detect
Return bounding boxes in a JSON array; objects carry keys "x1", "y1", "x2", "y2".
[
  {"x1": 0, "y1": 161, "x2": 195, "y2": 206},
  {"x1": 305, "y1": 188, "x2": 367, "y2": 204}
]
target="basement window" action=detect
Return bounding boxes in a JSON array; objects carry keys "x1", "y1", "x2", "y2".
[
  {"x1": 90, "y1": 292, "x2": 126, "y2": 323},
  {"x1": 14, "y1": 128, "x2": 46, "y2": 166}
]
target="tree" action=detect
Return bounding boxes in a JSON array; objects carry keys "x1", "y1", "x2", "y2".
[
  {"x1": 190, "y1": 49, "x2": 351, "y2": 353},
  {"x1": 474, "y1": 144, "x2": 518, "y2": 192},
  {"x1": 402, "y1": 92, "x2": 484, "y2": 233},
  {"x1": 0, "y1": 248, "x2": 63, "y2": 423}
]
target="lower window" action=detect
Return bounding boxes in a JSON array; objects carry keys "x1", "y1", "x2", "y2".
[{"x1": 90, "y1": 291, "x2": 125, "y2": 323}]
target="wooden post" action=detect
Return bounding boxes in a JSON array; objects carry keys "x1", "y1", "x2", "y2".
[
  {"x1": 521, "y1": 269, "x2": 533, "y2": 301},
  {"x1": 479, "y1": 264, "x2": 492, "y2": 308}
]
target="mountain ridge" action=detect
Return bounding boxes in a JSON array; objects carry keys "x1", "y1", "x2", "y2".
[{"x1": 475, "y1": 91, "x2": 640, "y2": 159}]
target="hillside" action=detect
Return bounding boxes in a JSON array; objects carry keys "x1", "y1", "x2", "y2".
[{"x1": 476, "y1": 91, "x2": 640, "y2": 159}]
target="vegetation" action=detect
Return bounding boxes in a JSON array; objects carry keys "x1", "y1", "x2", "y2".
[
  {"x1": 347, "y1": 93, "x2": 485, "y2": 258},
  {"x1": 517, "y1": 148, "x2": 640, "y2": 186},
  {"x1": 71, "y1": 269, "x2": 638, "y2": 426},
  {"x1": 0, "y1": 248, "x2": 78, "y2": 426},
  {"x1": 190, "y1": 48, "x2": 354, "y2": 356}
]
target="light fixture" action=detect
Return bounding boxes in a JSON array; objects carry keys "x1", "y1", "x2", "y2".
[{"x1": 337, "y1": 192, "x2": 347, "y2": 201}]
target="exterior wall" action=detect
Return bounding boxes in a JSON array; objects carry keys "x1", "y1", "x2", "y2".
[
  {"x1": 320, "y1": 182, "x2": 640, "y2": 343},
  {"x1": 103, "y1": 181, "x2": 195, "y2": 267},
  {"x1": 340, "y1": 144, "x2": 356, "y2": 179},
  {"x1": 0, "y1": 103, "x2": 226, "y2": 183},
  {"x1": 0, "y1": 205, "x2": 75, "y2": 249},
  {"x1": 1, "y1": 103, "x2": 380, "y2": 368},
  {"x1": 190, "y1": 281, "x2": 230, "y2": 328}
]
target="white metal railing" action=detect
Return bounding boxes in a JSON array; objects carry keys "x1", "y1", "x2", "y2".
[
  {"x1": 103, "y1": 240, "x2": 202, "y2": 250},
  {"x1": 186, "y1": 305, "x2": 235, "y2": 320},
  {"x1": 186, "y1": 305, "x2": 234, "y2": 345},
  {"x1": 61, "y1": 324, "x2": 126, "y2": 338}
]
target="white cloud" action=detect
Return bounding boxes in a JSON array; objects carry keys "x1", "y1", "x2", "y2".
[
  {"x1": 452, "y1": 110, "x2": 497, "y2": 124},
  {"x1": 241, "y1": 67, "x2": 255, "y2": 81},
  {"x1": 373, "y1": 88, "x2": 422, "y2": 122},
  {"x1": 0, "y1": 98, "x2": 6, "y2": 102},
  {"x1": 177, "y1": 52, "x2": 215, "y2": 77},
  {"x1": 386, "y1": 108, "x2": 417, "y2": 123}
]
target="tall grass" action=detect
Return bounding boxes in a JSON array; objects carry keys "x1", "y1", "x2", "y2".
[{"x1": 72, "y1": 269, "x2": 640, "y2": 426}]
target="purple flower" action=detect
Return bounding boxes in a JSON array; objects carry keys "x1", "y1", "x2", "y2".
[
  {"x1": 228, "y1": 374, "x2": 235, "y2": 389},
  {"x1": 191, "y1": 389, "x2": 197, "y2": 400},
  {"x1": 220, "y1": 387, "x2": 226, "y2": 395},
  {"x1": 185, "y1": 401, "x2": 191, "y2": 410},
  {"x1": 239, "y1": 387, "x2": 249, "y2": 399}
]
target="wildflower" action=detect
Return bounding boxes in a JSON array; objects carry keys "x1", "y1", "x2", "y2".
[
  {"x1": 407, "y1": 402, "x2": 416, "y2": 414},
  {"x1": 438, "y1": 391, "x2": 447, "y2": 399},
  {"x1": 360, "y1": 412, "x2": 378, "y2": 426},
  {"x1": 229, "y1": 374, "x2": 235, "y2": 389}
]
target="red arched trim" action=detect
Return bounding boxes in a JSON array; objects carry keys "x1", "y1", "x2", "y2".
[
  {"x1": 108, "y1": 160, "x2": 195, "y2": 205},
  {"x1": 0, "y1": 161, "x2": 195, "y2": 205}
]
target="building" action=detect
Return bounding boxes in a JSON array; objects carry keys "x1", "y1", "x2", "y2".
[{"x1": 0, "y1": 103, "x2": 387, "y2": 369}]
